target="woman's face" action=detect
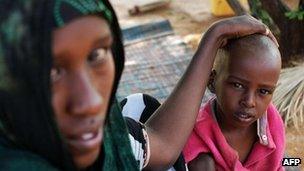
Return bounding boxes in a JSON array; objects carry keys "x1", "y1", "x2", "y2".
[{"x1": 52, "y1": 16, "x2": 115, "y2": 169}]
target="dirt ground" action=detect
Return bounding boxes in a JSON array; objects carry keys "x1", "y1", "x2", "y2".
[{"x1": 111, "y1": 0, "x2": 304, "y2": 169}]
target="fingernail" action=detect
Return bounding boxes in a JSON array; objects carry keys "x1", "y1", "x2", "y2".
[
  {"x1": 274, "y1": 39, "x2": 279, "y2": 47},
  {"x1": 276, "y1": 42, "x2": 279, "y2": 47},
  {"x1": 265, "y1": 28, "x2": 270, "y2": 35}
]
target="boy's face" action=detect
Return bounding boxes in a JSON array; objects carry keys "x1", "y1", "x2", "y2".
[{"x1": 213, "y1": 44, "x2": 281, "y2": 128}]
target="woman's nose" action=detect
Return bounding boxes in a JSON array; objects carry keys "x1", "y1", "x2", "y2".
[
  {"x1": 68, "y1": 72, "x2": 103, "y2": 116},
  {"x1": 240, "y1": 91, "x2": 256, "y2": 108}
]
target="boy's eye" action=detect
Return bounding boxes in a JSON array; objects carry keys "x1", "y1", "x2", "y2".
[
  {"x1": 88, "y1": 48, "x2": 109, "y2": 66},
  {"x1": 259, "y1": 89, "x2": 271, "y2": 95},
  {"x1": 50, "y1": 67, "x2": 65, "y2": 82},
  {"x1": 233, "y1": 83, "x2": 243, "y2": 89}
]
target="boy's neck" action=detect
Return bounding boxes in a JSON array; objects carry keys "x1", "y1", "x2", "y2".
[
  {"x1": 212, "y1": 101, "x2": 258, "y2": 163},
  {"x1": 223, "y1": 124, "x2": 257, "y2": 163},
  {"x1": 221, "y1": 120, "x2": 257, "y2": 136}
]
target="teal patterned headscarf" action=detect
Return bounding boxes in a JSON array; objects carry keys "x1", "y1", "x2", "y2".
[{"x1": 0, "y1": 0, "x2": 138, "y2": 170}]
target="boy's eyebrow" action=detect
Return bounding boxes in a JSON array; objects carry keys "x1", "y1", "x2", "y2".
[
  {"x1": 259, "y1": 84, "x2": 277, "y2": 90},
  {"x1": 227, "y1": 75, "x2": 250, "y2": 83},
  {"x1": 227, "y1": 75, "x2": 277, "y2": 89}
]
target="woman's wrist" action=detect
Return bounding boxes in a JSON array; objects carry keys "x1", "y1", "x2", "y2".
[
  {"x1": 207, "y1": 20, "x2": 231, "y2": 48},
  {"x1": 195, "y1": 23, "x2": 225, "y2": 56}
]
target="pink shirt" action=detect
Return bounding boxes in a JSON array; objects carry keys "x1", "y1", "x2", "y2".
[{"x1": 183, "y1": 100, "x2": 285, "y2": 171}]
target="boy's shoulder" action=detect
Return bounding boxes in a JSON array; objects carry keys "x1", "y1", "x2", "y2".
[
  {"x1": 193, "y1": 100, "x2": 220, "y2": 137},
  {"x1": 266, "y1": 103, "x2": 284, "y2": 126},
  {"x1": 196, "y1": 101, "x2": 215, "y2": 124},
  {"x1": 264, "y1": 103, "x2": 285, "y2": 153}
]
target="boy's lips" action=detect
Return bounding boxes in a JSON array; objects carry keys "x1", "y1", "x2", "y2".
[{"x1": 233, "y1": 111, "x2": 254, "y2": 123}]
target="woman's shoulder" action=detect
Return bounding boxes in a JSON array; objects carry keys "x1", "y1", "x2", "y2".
[
  {"x1": 124, "y1": 117, "x2": 149, "y2": 170},
  {"x1": 0, "y1": 140, "x2": 58, "y2": 171}
]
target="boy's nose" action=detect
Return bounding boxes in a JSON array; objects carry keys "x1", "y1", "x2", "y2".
[
  {"x1": 68, "y1": 72, "x2": 103, "y2": 116},
  {"x1": 240, "y1": 91, "x2": 256, "y2": 108}
]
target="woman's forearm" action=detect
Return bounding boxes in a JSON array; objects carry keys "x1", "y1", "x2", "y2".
[{"x1": 145, "y1": 24, "x2": 222, "y2": 169}]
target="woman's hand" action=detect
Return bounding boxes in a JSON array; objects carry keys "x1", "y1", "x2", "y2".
[
  {"x1": 188, "y1": 153, "x2": 215, "y2": 171},
  {"x1": 204, "y1": 15, "x2": 279, "y2": 48}
]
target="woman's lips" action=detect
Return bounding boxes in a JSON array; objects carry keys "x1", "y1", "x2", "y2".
[{"x1": 65, "y1": 129, "x2": 102, "y2": 155}]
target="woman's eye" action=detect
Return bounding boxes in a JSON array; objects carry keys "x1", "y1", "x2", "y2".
[
  {"x1": 233, "y1": 83, "x2": 243, "y2": 89},
  {"x1": 88, "y1": 48, "x2": 109, "y2": 66},
  {"x1": 50, "y1": 67, "x2": 65, "y2": 82},
  {"x1": 259, "y1": 89, "x2": 271, "y2": 95}
]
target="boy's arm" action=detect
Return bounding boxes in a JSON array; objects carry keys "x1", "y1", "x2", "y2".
[
  {"x1": 188, "y1": 153, "x2": 215, "y2": 171},
  {"x1": 144, "y1": 15, "x2": 277, "y2": 170}
]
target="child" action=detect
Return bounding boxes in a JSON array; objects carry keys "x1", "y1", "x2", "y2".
[{"x1": 183, "y1": 34, "x2": 284, "y2": 171}]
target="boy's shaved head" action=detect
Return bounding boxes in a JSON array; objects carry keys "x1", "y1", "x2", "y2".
[
  {"x1": 213, "y1": 34, "x2": 281, "y2": 74},
  {"x1": 210, "y1": 34, "x2": 282, "y2": 129}
]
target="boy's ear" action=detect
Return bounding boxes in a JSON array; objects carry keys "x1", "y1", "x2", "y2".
[{"x1": 208, "y1": 70, "x2": 216, "y2": 93}]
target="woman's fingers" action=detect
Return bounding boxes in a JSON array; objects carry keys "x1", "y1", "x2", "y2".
[
  {"x1": 202, "y1": 15, "x2": 280, "y2": 49},
  {"x1": 264, "y1": 27, "x2": 279, "y2": 47},
  {"x1": 241, "y1": 15, "x2": 266, "y2": 36},
  {"x1": 241, "y1": 15, "x2": 279, "y2": 47},
  {"x1": 219, "y1": 15, "x2": 279, "y2": 47}
]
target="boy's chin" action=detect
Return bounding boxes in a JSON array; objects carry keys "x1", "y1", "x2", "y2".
[{"x1": 233, "y1": 119, "x2": 256, "y2": 128}]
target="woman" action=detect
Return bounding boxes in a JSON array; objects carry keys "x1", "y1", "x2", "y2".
[{"x1": 0, "y1": 0, "x2": 277, "y2": 170}]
